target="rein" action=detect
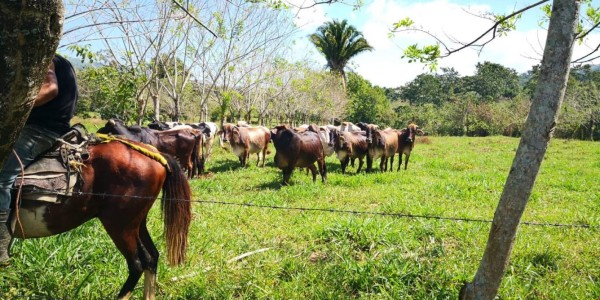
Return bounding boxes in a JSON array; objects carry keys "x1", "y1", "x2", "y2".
[{"x1": 12, "y1": 150, "x2": 26, "y2": 239}]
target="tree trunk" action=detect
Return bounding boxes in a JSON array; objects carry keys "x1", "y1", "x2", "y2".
[
  {"x1": 173, "y1": 95, "x2": 181, "y2": 122},
  {"x1": 460, "y1": 1, "x2": 580, "y2": 299},
  {"x1": 152, "y1": 93, "x2": 160, "y2": 121},
  {"x1": 136, "y1": 94, "x2": 149, "y2": 125},
  {"x1": 590, "y1": 114, "x2": 594, "y2": 141},
  {"x1": 0, "y1": 1, "x2": 64, "y2": 168}
]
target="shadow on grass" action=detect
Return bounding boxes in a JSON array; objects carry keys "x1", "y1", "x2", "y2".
[
  {"x1": 206, "y1": 159, "x2": 241, "y2": 173},
  {"x1": 256, "y1": 180, "x2": 284, "y2": 190}
]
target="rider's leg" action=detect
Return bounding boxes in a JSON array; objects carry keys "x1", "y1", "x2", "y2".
[{"x1": 0, "y1": 125, "x2": 59, "y2": 265}]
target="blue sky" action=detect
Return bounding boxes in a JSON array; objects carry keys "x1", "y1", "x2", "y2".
[
  {"x1": 289, "y1": 0, "x2": 600, "y2": 87},
  {"x1": 61, "y1": 1, "x2": 600, "y2": 88}
]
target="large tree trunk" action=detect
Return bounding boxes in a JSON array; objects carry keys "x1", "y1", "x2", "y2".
[
  {"x1": 460, "y1": 0, "x2": 580, "y2": 299},
  {"x1": 0, "y1": 1, "x2": 64, "y2": 168}
]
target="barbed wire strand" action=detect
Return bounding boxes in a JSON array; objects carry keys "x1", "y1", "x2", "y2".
[{"x1": 14, "y1": 188, "x2": 599, "y2": 229}]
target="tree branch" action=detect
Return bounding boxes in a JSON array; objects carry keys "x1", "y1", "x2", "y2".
[
  {"x1": 443, "y1": 0, "x2": 549, "y2": 56},
  {"x1": 393, "y1": 0, "x2": 549, "y2": 58},
  {"x1": 171, "y1": 0, "x2": 218, "y2": 38},
  {"x1": 576, "y1": 20, "x2": 600, "y2": 40}
]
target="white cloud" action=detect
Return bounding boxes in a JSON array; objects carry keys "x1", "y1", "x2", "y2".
[
  {"x1": 352, "y1": 0, "x2": 500, "y2": 86},
  {"x1": 292, "y1": 0, "x2": 600, "y2": 87}
]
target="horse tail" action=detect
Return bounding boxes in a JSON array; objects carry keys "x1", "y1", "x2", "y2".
[{"x1": 161, "y1": 154, "x2": 192, "y2": 266}]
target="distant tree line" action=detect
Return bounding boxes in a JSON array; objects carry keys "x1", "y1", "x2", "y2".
[
  {"x1": 74, "y1": 59, "x2": 599, "y2": 141},
  {"x1": 391, "y1": 62, "x2": 599, "y2": 140}
]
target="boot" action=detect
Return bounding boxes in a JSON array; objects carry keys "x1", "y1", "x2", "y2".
[{"x1": 0, "y1": 209, "x2": 11, "y2": 266}]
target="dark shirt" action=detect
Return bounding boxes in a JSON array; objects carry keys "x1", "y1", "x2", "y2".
[{"x1": 27, "y1": 55, "x2": 79, "y2": 134}]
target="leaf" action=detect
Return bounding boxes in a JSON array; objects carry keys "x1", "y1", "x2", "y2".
[{"x1": 393, "y1": 17, "x2": 414, "y2": 30}]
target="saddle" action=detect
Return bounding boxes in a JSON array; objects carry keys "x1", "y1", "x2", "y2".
[{"x1": 13, "y1": 124, "x2": 89, "y2": 203}]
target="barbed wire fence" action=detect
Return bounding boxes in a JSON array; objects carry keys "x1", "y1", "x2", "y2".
[{"x1": 14, "y1": 188, "x2": 599, "y2": 229}]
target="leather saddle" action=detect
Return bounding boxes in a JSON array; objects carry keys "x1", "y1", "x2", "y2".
[{"x1": 13, "y1": 124, "x2": 89, "y2": 203}]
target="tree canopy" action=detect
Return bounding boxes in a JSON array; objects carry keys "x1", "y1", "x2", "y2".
[{"x1": 309, "y1": 19, "x2": 373, "y2": 90}]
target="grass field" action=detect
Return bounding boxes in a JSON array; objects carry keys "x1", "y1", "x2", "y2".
[{"x1": 1, "y1": 134, "x2": 598, "y2": 299}]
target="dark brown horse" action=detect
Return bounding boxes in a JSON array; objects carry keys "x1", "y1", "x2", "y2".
[
  {"x1": 97, "y1": 119, "x2": 202, "y2": 179},
  {"x1": 10, "y1": 139, "x2": 192, "y2": 299}
]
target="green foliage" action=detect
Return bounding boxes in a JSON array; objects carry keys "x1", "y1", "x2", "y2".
[
  {"x1": 247, "y1": 0, "x2": 289, "y2": 10},
  {"x1": 1, "y1": 135, "x2": 598, "y2": 299},
  {"x1": 467, "y1": 62, "x2": 521, "y2": 101},
  {"x1": 494, "y1": 13, "x2": 521, "y2": 36},
  {"x1": 67, "y1": 44, "x2": 95, "y2": 64},
  {"x1": 346, "y1": 72, "x2": 394, "y2": 126},
  {"x1": 309, "y1": 19, "x2": 373, "y2": 77},
  {"x1": 400, "y1": 73, "x2": 445, "y2": 106},
  {"x1": 399, "y1": 67, "x2": 462, "y2": 106},
  {"x1": 556, "y1": 65, "x2": 600, "y2": 140},
  {"x1": 392, "y1": 17, "x2": 414, "y2": 30},
  {"x1": 402, "y1": 44, "x2": 440, "y2": 71},
  {"x1": 76, "y1": 65, "x2": 142, "y2": 122}
]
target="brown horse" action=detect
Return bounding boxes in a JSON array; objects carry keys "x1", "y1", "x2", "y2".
[{"x1": 10, "y1": 139, "x2": 192, "y2": 299}]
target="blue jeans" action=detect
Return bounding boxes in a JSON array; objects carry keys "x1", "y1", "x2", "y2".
[{"x1": 0, "y1": 125, "x2": 60, "y2": 211}]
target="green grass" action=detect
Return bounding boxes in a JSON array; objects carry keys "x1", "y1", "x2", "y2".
[{"x1": 1, "y1": 136, "x2": 598, "y2": 299}]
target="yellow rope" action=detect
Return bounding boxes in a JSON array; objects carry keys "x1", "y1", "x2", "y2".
[{"x1": 94, "y1": 133, "x2": 168, "y2": 167}]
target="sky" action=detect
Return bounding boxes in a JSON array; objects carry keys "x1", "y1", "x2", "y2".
[{"x1": 287, "y1": 0, "x2": 600, "y2": 88}]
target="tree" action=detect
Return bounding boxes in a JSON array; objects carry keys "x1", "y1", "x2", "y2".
[
  {"x1": 400, "y1": 73, "x2": 445, "y2": 106},
  {"x1": 467, "y1": 62, "x2": 521, "y2": 101},
  {"x1": 392, "y1": 0, "x2": 585, "y2": 298},
  {"x1": 346, "y1": 72, "x2": 394, "y2": 125},
  {"x1": 309, "y1": 19, "x2": 373, "y2": 91},
  {"x1": 460, "y1": 1, "x2": 580, "y2": 298},
  {"x1": 77, "y1": 64, "x2": 142, "y2": 121},
  {"x1": 558, "y1": 65, "x2": 600, "y2": 140},
  {"x1": 0, "y1": 1, "x2": 63, "y2": 168}
]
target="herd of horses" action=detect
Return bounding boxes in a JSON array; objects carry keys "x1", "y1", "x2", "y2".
[{"x1": 9, "y1": 119, "x2": 422, "y2": 299}]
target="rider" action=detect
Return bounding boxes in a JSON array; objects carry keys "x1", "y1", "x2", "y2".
[{"x1": 0, "y1": 54, "x2": 78, "y2": 266}]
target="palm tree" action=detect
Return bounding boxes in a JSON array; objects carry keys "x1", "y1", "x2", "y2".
[{"x1": 309, "y1": 19, "x2": 373, "y2": 91}]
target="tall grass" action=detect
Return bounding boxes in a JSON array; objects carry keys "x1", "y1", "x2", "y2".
[{"x1": 1, "y1": 136, "x2": 598, "y2": 299}]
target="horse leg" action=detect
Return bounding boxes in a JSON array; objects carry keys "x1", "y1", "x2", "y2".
[
  {"x1": 139, "y1": 220, "x2": 159, "y2": 300},
  {"x1": 100, "y1": 219, "x2": 145, "y2": 300},
  {"x1": 389, "y1": 154, "x2": 394, "y2": 172},
  {"x1": 256, "y1": 152, "x2": 260, "y2": 167}
]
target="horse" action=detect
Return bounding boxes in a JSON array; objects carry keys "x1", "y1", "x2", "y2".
[
  {"x1": 97, "y1": 119, "x2": 202, "y2": 179},
  {"x1": 9, "y1": 136, "x2": 192, "y2": 299}
]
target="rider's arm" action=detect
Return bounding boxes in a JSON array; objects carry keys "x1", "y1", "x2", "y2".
[{"x1": 34, "y1": 61, "x2": 58, "y2": 107}]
